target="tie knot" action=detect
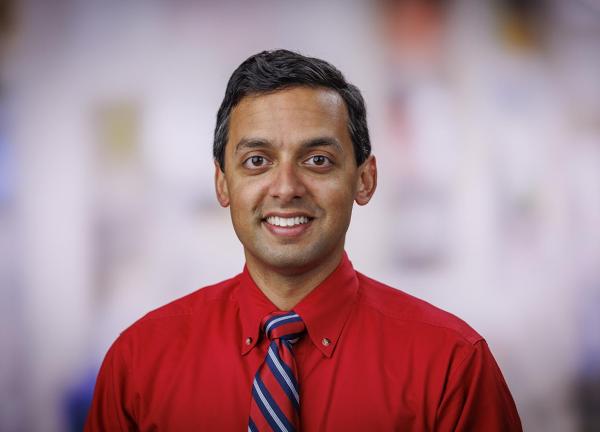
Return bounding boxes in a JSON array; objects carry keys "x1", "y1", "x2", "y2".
[{"x1": 262, "y1": 311, "x2": 306, "y2": 342}]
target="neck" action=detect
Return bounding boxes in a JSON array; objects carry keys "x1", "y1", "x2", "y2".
[{"x1": 245, "y1": 249, "x2": 344, "y2": 311}]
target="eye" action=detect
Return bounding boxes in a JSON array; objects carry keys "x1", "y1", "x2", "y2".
[
  {"x1": 242, "y1": 155, "x2": 270, "y2": 169},
  {"x1": 304, "y1": 155, "x2": 332, "y2": 167}
]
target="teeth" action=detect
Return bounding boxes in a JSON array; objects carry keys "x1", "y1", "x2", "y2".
[{"x1": 266, "y1": 216, "x2": 309, "y2": 227}]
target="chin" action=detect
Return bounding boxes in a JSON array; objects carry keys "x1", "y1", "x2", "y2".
[
  {"x1": 252, "y1": 242, "x2": 338, "y2": 275},
  {"x1": 264, "y1": 251, "x2": 313, "y2": 272}
]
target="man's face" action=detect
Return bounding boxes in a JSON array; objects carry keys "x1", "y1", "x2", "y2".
[{"x1": 215, "y1": 86, "x2": 376, "y2": 275}]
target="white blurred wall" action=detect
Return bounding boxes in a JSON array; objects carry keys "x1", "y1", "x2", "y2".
[{"x1": 1, "y1": 0, "x2": 599, "y2": 431}]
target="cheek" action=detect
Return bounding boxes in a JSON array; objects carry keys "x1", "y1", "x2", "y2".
[
  {"x1": 307, "y1": 171, "x2": 357, "y2": 197},
  {"x1": 307, "y1": 176, "x2": 356, "y2": 213},
  {"x1": 228, "y1": 177, "x2": 269, "y2": 214}
]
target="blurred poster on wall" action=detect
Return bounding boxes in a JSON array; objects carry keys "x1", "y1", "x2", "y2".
[
  {"x1": 377, "y1": 0, "x2": 455, "y2": 271},
  {"x1": 92, "y1": 100, "x2": 146, "y2": 303},
  {"x1": 0, "y1": 84, "x2": 27, "y2": 431}
]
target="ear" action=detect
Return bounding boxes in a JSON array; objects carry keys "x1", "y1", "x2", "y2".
[
  {"x1": 355, "y1": 155, "x2": 377, "y2": 206},
  {"x1": 214, "y1": 160, "x2": 230, "y2": 207}
]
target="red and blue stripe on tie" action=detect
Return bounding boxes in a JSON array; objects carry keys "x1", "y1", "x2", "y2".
[{"x1": 249, "y1": 311, "x2": 306, "y2": 432}]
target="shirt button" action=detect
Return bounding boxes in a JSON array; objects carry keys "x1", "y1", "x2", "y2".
[
  {"x1": 321, "y1": 338, "x2": 331, "y2": 347},
  {"x1": 245, "y1": 337, "x2": 253, "y2": 345}
]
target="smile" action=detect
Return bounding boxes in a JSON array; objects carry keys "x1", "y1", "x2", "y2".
[{"x1": 265, "y1": 216, "x2": 310, "y2": 227}]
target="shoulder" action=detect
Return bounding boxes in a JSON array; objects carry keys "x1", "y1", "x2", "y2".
[
  {"x1": 118, "y1": 273, "x2": 241, "y2": 341},
  {"x1": 356, "y1": 272, "x2": 483, "y2": 345}
]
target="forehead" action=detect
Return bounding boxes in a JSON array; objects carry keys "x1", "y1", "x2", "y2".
[{"x1": 227, "y1": 87, "x2": 350, "y2": 151}]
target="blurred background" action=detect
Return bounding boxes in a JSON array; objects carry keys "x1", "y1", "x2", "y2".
[{"x1": 1, "y1": 0, "x2": 599, "y2": 430}]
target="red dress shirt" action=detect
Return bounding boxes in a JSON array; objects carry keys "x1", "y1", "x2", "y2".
[{"x1": 85, "y1": 253, "x2": 522, "y2": 431}]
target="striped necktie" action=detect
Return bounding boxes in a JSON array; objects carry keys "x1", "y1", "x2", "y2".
[{"x1": 249, "y1": 311, "x2": 306, "y2": 432}]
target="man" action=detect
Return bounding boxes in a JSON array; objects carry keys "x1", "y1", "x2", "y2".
[{"x1": 86, "y1": 50, "x2": 522, "y2": 431}]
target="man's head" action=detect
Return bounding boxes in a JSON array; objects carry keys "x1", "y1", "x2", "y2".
[
  {"x1": 214, "y1": 51, "x2": 377, "y2": 277},
  {"x1": 213, "y1": 49, "x2": 371, "y2": 171}
]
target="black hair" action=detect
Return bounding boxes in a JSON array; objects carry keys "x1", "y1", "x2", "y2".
[{"x1": 213, "y1": 49, "x2": 371, "y2": 171}]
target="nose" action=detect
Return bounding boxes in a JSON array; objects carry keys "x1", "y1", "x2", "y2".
[{"x1": 268, "y1": 162, "x2": 306, "y2": 202}]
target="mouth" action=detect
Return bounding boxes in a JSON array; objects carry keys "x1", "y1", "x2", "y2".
[
  {"x1": 264, "y1": 215, "x2": 311, "y2": 227},
  {"x1": 261, "y1": 214, "x2": 314, "y2": 237}
]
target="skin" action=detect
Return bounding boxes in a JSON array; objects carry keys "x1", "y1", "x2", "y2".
[{"x1": 215, "y1": 86, "x2": 377, "y2": 310}]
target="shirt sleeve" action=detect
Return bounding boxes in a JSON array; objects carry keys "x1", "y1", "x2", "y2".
[
  {"x1": 84, "y1": 336, "x2": 138, "y2": 431},
  {"x1": 435, "y1": 339, "x2": 522, "y2": 431}
]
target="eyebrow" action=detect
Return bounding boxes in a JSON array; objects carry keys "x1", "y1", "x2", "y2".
[
  {"x1": 234, "y1": 136, "x2": 344, "y2": 154},
  {"x1": 301, "y1": 136, "x2": 343, "y2": 153},
  {"x1": 234, "y1": 138, "x2": 272, "y2": 154}
]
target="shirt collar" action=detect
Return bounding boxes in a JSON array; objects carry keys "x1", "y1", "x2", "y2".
[{"x1": 236, "y1": 252, "x2": 360, "y2": 358}]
